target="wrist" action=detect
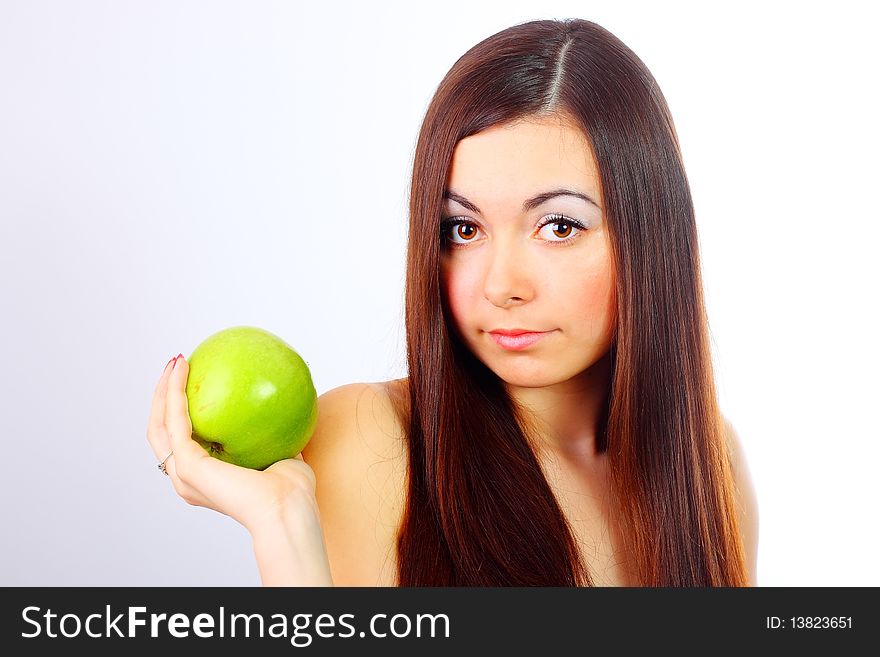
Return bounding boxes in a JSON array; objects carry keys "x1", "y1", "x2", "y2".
[
  {"x1": 246, "y1": 486, "x2": 320, "y2": 537},
  {"x1": 248, "y1": 489, "x2": 334, "y2": 587}
]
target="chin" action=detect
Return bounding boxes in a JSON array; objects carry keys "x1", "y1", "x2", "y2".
[{"x1": 482, "y1": 358, "x2": 568, "y2": 389}]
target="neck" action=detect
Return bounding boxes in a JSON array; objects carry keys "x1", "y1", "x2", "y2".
[{"x1": 506, "y1": 350, "x2": 613, "y2": 465}]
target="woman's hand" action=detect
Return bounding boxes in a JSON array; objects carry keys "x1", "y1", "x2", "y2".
[{"x1": 145, "y1": 355, "x2": 320, "y2": 535}]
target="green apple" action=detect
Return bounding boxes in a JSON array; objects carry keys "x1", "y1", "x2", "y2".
[{"x1": 184, "y1": 326, "x2": 318, "y2": 470}]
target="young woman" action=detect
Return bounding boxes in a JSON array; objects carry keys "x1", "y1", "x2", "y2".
[{"x1": 147, "y1": 19, "x2": 759, "y2": 587}]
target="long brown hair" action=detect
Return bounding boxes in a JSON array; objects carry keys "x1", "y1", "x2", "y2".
[{"x1": 396, "y1": 19, "x2": 748, "y2": 586}]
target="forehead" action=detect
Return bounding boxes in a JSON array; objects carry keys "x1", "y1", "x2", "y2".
[{"x1": 447, "y1": 114, "x2": 601, "y2": 201}]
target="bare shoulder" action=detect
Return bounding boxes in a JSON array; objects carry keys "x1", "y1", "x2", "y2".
[
  {"x1": 300, "y1": 378, "x2": 409, "y2": 586},
  {"x1": 304, "y1": 380, "x2": 407, "y2": 459},
  {"x1": 721, "y1": 416, "x2": 760, "y2": 586}
]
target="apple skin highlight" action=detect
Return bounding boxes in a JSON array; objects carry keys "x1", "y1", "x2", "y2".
[{"x1": 184, "y1": 326, "x2": 318, "y2": 470}]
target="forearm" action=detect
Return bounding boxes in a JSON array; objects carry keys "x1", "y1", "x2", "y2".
[{"x1": 249, "y1": 491, "x2": 334, "y2": 587}]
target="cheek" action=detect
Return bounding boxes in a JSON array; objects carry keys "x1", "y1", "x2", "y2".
[
  {"x1": 441, "y1": 263, "x2": 481, "y2": 331},
  {"x1": 567, "y1": 263, "x2": 616, "y2": 343}
]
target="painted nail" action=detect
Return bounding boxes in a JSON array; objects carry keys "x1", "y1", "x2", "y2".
[{"x1": 165, "y1": 356, "x2": 176, "y2": 370}]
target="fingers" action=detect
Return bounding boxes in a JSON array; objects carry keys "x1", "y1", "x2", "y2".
[
  {"x1": 146, "y1": 356, "x2": 177, "y2": 460},
  {"x1": 164, "y1": 355, "x2": 203, "y2": 464},
  {"x1": 154, "y1": 354, "x2": 249, "y2": 518},
  {"x1": 161, "y1": 355, "x2": 215, "y2": 505}
]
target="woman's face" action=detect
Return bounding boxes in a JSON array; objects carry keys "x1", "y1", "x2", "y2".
[{"x1": 440, "y1": 113, "x2": 616, "y2": 389}]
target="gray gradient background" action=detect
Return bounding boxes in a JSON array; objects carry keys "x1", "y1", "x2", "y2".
[{"x1": 2, "y1": 0, "x2": 877, "y2": 586}]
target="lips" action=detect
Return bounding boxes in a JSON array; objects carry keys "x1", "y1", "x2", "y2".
[
  {"x1": 487, "y1": 329, "x2": 554, "y2": 351},
  {"x1": 488, "y1": 328, "x2": 542, "y2": 336}
]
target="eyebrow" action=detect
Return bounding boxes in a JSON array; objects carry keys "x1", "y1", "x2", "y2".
[{"x1": 442, "y1": 188, "x2": 600, "y2": 214}]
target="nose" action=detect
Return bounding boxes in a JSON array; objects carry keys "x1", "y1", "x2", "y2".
[{"x1": 482, "y1": 241, "x2": 534, "y2": 308}]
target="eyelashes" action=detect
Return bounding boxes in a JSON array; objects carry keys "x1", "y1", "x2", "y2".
[{"x1": 439, "y1": 214, "x2": 589, "y2": 248}]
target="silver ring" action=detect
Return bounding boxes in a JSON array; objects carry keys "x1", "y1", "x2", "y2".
[{"x1": 157, "y1": 450, "x2": 173, "y2": 476}]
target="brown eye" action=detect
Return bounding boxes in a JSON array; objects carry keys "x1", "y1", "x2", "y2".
[
  {"x1": 536, "y1": 214, "x2": 587, "y2": 243},
  {"x1": 441, "y1": 219, "x2": 481, "y2": 245},
  {"x1": 457, "y1": 224, "x2": 477, "y2": 241},
  {"x1": 551, "y1": 222, "x2": 572, "y2": 239}
]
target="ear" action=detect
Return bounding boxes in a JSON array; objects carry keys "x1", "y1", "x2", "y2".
[{"x1": 722, "y1": 416, "x2": 760, "y2": 586}]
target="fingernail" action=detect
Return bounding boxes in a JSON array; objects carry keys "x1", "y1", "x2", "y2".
[{"x1": 164, "y1": 356, "x2": 176, "y2": 370}]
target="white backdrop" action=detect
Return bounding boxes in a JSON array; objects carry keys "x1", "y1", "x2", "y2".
[{"x1": 1, "y1": 0, "x2": 877, "y2": 586}]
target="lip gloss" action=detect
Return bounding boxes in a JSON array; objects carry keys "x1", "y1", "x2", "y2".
[{"x1": 489, "y1": 331, "x2": 552, "y2": 351}]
